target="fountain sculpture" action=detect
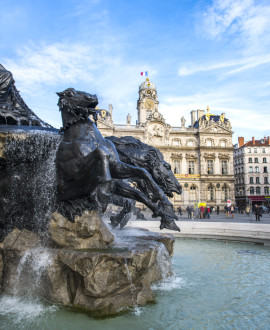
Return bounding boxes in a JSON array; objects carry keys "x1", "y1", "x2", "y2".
[{"x1": 0, "y1": 64, "x2": 181, "y2": 315}]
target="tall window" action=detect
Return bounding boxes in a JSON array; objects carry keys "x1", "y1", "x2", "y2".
[
  {"x1": 188, "y1": 161, "x2": 195, "y2": 174},
  {"x1": 248, "y1": 148, "x2": 251, "y2": 153},
  {"x1": 207, "y1": 185, "x2": 215, "y2": 201},
  {"x1": 249, "y1": 166, "x2": 253, "y2": 173},
  {"x1": 256, "y1": 177, "x2": 260, "y2": 184},
  {"x1": 254, "y1": 148, "x2": 257, "y2": 153},
  {"x1": 172, "y1": 139, "x2": 180, "y2": 146},
  {"x1": 248, "y1": 158, "x2": 252, "y2": 163},
  {"x1": 263, "y1": 148, "x2": 266, "y2": 153},
  {"x1": 220, "y1": 141, "x2": 226, "y2": 147},
  {"x1": 250, "y1": 187, "x2": 254, "y2": 195},
  {"x1": 206, "y1": 140, "x2": 212, "y2": 147},
  {"x1": 187, "y1": 140, "x2": 194, "y2": 147},
  {"x1": 264, "y1": 187, "x2": 269, "y2": 195},
  {"x1": 263, "y1": 157, "x2": 267, "y2": 163},
  {"x1": 207, "y1": 160, "x2": 214, "y2": 174},
  {"x1": 250, "y1": 177, "x2": 254, "y2": 184},
  {"x1": 222, "y1": 185, "x2": 229, "y2": 201},
  {"x1": 174, "y1": 160, "x2": 180, "y2": 174},
  {"x1": 221, "y1": 160, "x2": 228, "y2": 175},
  {"x1": 254, "y1": 158, "x2": 259, "y2": 163},
  {"x1": 190, "y1": 186, "x2": 197, "y2": 201},
  {"x1": 264, "y1": 177, "x2": 269, "y2": 184},
  {"x1": 255, "y1": 166, "x2": 259, "y2": 173},
  {"x1": 264, "y1": 166, "x2": 268, "y2": 173},
  {"x1": 256, "y1": 187, "x2": 261, "y2": 195}
]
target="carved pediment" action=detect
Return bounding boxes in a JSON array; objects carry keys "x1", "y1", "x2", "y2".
[
  {"x1": 185, "y1": 153, "x2": 198, "y2": 159},
  {"x1": 203, "y1": 152, "x2": 216, "y2": 159},
  {"x1": 171, "y1": 153, "x2": 183, "y2": 159},
  {"x1": 218, "y1": 153, "x2": 230, "y2": 159}
]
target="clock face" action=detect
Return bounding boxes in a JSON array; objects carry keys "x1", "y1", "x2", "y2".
[{"x1": 144, "y1": 98, "x2": 154, "y2": 109}]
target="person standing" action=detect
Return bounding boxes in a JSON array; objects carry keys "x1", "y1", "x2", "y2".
[
  {"x1": 245, "y1": 205, "x2": 250, "y2": 216},
  {"x1": 231, "y1": 205, "x2": 234, "y2": 218},
  {"x1": 206, "y1": 206, "x2": 211, "y2": 219},
  {"x1": 217, "y1": 205, "x2": 219, "y2": 215},
  {"x1": 177, "y1": 206, "x2": 182, "y2": 219},
  {"x1": 254, "y1": 204, "x2": 262, "y2": 221},
  {"x1": 187, "y1": 205, "x2": 192, "y2": 219},
  {"x1": 200, "y1": 206, "x2": 204, "y2": 219}
]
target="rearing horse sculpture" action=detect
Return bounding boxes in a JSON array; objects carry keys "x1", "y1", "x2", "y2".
[{"x1": 56, "y1": 88, "x2": 180, "y2": 232}]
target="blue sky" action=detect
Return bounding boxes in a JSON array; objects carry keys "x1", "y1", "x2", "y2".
[{"x1": 1, "y1": 0, "x2": 270, "y2": 143}]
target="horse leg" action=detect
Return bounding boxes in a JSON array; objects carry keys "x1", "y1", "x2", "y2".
[
  {"x1": 90, "y1": 146, "x2": 112, "y2": 183},
  {"x1": 110, "y1": 161, "x2": 167, "y2": 203},
  {"x1": 110, "y1": 161, "x2": 179, "y2": 222},
  {"x1": 110, "y1": 180, "x2": 180, "y2": 232}
]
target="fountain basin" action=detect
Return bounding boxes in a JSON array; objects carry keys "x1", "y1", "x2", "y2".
[{"x1": 0, "y1": 211, "x2": 174, "y2": 316}]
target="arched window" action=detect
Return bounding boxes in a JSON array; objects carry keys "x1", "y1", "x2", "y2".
[
  {"x1": 249, "y1": 166, "x2": 253, "y2": 173},
  {"x1": 172, "y1": 139, "x2": 180, "y2": 146},
  {"x1": 207, "y1": 185, "x2": 215, "y2": 201},
  {"x1": 255, "y1": 166, "x2": 259, "y2": 173},
  {"x1": 254, "y1": 158, "x2": 259, "y2": 163},
  {"x1": 222, "y1": 185, "x2": 229, "y2": 201},
  {"x1": 190, "y1": 185, "x2": 197, "y2": 201}
]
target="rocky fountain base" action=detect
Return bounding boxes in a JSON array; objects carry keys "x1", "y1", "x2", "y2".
[{"x1": 0, "y1": 211, "x2": 174, "y2": 316}]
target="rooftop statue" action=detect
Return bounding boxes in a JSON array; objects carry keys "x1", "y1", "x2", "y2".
[
  {"x1": 0, "y1": 64, "x2": 51, "y2": 127},
  {"x1": 56, "y1": 88, "x2": 180, "y2": 232}
]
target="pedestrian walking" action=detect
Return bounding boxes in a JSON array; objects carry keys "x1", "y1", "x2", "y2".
[{"x1": 217, "y1": 205, "x2": 219, "y2": 215}]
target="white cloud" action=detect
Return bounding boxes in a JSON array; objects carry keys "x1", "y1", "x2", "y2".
[
  {"x1": 199, "y1": 0, "x2": 270, "y2": 49},
  {"x1": 2, "y1": 42, "x2": 154, "y2": 127},
  {"x1": 178, "y1": 54, "x2": 270, "y2": 76}
]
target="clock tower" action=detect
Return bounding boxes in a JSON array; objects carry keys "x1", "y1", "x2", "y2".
[{"x1": 137, "y1": 78, "x2": 159, "y2": 125}]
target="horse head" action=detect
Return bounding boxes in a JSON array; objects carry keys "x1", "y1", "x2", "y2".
[
  {"x1": 146, "y1": 150, "x2": 182, "y2": 197},
  {"x1": 57, "y1": 88, "x2": 98, "y2": 129}
]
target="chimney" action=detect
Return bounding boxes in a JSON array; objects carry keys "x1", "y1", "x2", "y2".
[
  {"x1": 238, "y1": 137, "x2": 244, "y2": 147},
  {"x1": 190, "y1": 110, "x2": 196, "y2": 126},
  {"x1": 252, "y1": 137, "x2": 255, "y2": 145},
  {"x1": 268, "y1": 136, "x2": 270, "y2": 145},
  {"x1": 197, "y1": 109, "x2": 205, "y2": 120}
]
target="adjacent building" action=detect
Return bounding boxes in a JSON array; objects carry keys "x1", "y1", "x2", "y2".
[
  {"x1": 97, "y1": 78, "x2": 235, "y2": 209},
  {"x1": 234, "y1": 136, "x2": 270, "y2": 208}
]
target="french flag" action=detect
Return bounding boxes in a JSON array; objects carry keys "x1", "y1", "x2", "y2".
[{"x1": 141, "y1": 71, "x2": 148, "y2": 76}]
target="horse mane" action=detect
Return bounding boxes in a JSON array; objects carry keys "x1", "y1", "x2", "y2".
[{"x1": 106, "y1": 136, "x2": 164, "y2": 167}]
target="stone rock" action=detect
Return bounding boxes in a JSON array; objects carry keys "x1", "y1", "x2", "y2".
[
  {"x1": 0, "y1": 250, "x2": 3, "y2": 292},
  {"x1": 1, "y1": 217, "x2": 175, "y2": 316},
  {"x1": 48, "y1": 211, "x2": 114, "y2": 249}
]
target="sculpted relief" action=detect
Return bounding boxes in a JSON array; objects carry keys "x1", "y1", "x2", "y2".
[{"x1": 148, "y1": 123, "x2": 165, "y2": 144}]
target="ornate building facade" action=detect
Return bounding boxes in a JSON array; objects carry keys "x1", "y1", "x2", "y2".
[
  {"x1": 97, "y1": 78, "x2": 235, "y2": 209},
  {"x1": 234, "y1": 136, "x2": 270, "y2": 208}
]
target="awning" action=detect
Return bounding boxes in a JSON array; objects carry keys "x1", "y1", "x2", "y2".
[{"x1": 248, "y1": 196, "x2": 266, "y2": 201}]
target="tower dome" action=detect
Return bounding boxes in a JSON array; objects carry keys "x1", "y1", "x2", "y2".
[{"x1": 139, "y1": 78, "x2": 156, "y2": 91}]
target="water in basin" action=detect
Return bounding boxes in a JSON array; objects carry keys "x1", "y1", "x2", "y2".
[{"x1": 1, "y1": 238, "x2": 270, "y2": 329}]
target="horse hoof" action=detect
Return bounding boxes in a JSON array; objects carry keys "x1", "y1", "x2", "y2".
[{"x1": 160, "y1": 220, "x2": 181, "y2": 232}]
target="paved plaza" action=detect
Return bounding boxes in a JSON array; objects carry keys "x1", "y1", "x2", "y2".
[{"x1": 175, "y1": 210, "x2": 270, "y2": 224}]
